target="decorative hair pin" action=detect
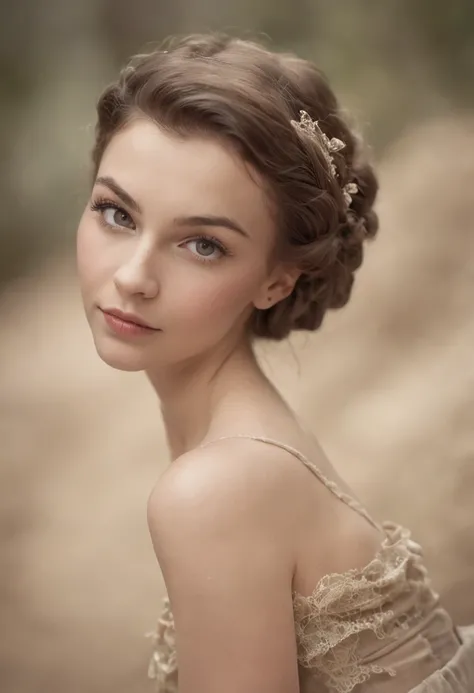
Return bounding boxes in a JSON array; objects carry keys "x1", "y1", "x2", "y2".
[{"x1": 290, "y1": 110, "x2": 358, "y2": 207}]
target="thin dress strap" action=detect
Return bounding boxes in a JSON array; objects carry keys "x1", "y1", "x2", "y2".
[{"x1": 200, "y1": 435, "x2": 382, "y2": 532}]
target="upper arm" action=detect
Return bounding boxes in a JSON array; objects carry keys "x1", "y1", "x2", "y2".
[{"x1": 147, "y1": 447, "x2": 300, "y2": 693}]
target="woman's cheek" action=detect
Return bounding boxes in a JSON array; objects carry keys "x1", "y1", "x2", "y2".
[
  {"x1": 178, "y1": 274, "x2": 255, "y2": 323},
  {"x1": 77, "y1": 220, "x2": 108, "y2": 298}
]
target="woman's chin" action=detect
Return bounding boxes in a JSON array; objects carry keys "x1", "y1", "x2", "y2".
[{"x1": 94, "y1": 340, "x2": 148, "y2": 372}]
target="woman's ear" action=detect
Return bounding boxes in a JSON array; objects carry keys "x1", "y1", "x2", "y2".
[{"x1": 253, "y1": 266, "x2": 301, "y2": 310}]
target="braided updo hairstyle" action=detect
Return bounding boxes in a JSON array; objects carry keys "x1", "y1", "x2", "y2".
[{"x1": 92, "y1": 34, "x2": 379, "y2": 341}]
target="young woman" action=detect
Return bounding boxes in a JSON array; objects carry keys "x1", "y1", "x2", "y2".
[{"x1": 77, "y1": 33, "x2": 474, "y2": 693}]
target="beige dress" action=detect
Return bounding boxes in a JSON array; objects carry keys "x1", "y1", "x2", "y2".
[{"x1": 147, "y1": 436, "x2": 474, "y2": 692}]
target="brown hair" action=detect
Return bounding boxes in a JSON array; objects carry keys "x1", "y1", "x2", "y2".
[{"x1": 92, "y1": 33, "x2": 379, "y2": 340}]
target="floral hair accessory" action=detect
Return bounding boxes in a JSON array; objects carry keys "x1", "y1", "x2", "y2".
[{"x1": 290, "y1": 110, "x2": 358, "y2": 207}]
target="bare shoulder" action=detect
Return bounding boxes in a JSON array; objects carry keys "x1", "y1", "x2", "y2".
[{"x1": 147, "y1": 438, "x2": 306, "y2": 549}]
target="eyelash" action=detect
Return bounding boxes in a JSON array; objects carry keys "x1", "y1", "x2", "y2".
[
  {"x1": 89, "y1": 197, "x2": 230, "y2": 263},
  {"x1": 90, "y1": 197, "x2": 135, "y2": 230}
]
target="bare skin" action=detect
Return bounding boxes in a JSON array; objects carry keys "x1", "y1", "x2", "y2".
[{"x1": 77, "y1": 117, "x2": 383, "y2": 693}]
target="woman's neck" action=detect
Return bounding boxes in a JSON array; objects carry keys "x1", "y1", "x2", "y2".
[{"x1": 146, "y1": 339, "x2": 282, "y2": 460}]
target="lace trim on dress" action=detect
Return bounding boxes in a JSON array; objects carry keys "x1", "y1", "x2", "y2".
[
  {"x1": 147, "y1": 596, "x2": 178, "y2": 693},
  {"x1": 292, "y1": 522, "x2": 437, "y2": 693}
]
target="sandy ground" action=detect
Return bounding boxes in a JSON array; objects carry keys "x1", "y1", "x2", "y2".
[{"x1": 1, "y1": 117, "x2": 473, "y2": 693}]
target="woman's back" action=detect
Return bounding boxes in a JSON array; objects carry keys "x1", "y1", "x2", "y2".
[{"x1": 202, "y1": 435, "x2": 386, "y2": 595}]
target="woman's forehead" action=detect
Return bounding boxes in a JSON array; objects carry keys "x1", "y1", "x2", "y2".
[{"x1": 97, "y1": 119, "x2": 275, "y2": 236}]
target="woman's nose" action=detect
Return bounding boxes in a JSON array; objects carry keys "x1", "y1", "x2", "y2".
[{"x1": 113, "y1": 253, "x2": 159, "y2": 299}]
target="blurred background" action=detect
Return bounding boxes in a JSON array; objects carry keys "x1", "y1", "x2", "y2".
[{"x1": 1, "y1": 1, "x2": 474, "y2": 692}]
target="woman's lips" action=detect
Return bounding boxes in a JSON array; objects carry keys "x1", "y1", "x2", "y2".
[{"x1": 100, "y1": 308, "x2": 160, "y2": 337}]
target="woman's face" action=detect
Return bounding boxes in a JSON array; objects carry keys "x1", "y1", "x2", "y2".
[{"x1": 77, "y1": 118, "x2": 289, "y2": 372}]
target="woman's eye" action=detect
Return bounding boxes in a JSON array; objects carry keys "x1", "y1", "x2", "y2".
[
  {"x1": 102, "y1": 206, "x2": 135, "y2": 230},
  {"x1": 186, "y1": 238, "x2": 226, "y2": 261},
  {"x1": 90, "y1": 198, "x2": 136, "y2": 231}
]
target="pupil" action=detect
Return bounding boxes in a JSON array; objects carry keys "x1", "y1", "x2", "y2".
[
  {"x1": 115, "y1": 210, "x2": 129, "y2": 225},
  {"x1": 198, "y1": 240, "x2": 214, "y2": 256}
]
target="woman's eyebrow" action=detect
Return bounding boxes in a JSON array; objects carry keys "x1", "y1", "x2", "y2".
[
  {"x1": 93, "y1": 178, "x2": 248, "y2": 238},
  {"x1": 95, "y1": 176, "x2": 142, "y2": 214},
  {"x1": 173, "y1": 215, "x2": 249, "y2": 238}
]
